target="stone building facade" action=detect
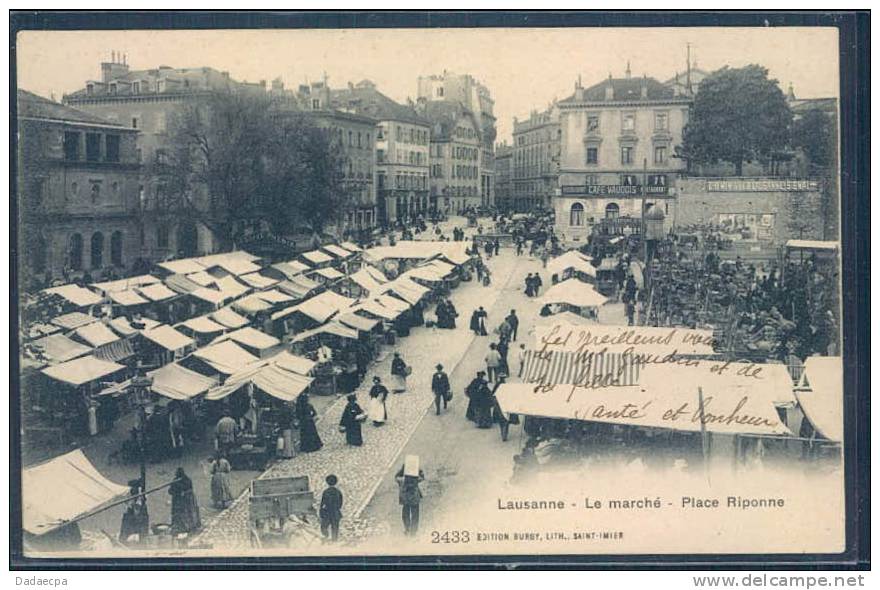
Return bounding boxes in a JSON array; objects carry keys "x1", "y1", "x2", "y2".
[
  {"x1": 17, "y1": 90, "x2": 143, "y2": 288},
  {"x1": 555, "y1": 66, "x2": 691, "y2": 243},
  {"x1": 330, "y1": 80, "x2": 429, "y2": 224},
  {"x1": 512, "y1": 103, "x2": 560, "y2": 212},
  {"x1": 494, "y1": 142, "x2": 513, "y2": 213}
]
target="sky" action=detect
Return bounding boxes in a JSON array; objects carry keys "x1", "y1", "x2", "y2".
[{"x1": 16, "y1": 27, "x2": 839, "y2": 142}]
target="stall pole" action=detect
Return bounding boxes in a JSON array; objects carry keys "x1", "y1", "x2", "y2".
[{"x1": 129, "y1": 369, "x2": 154, "y2": 527}]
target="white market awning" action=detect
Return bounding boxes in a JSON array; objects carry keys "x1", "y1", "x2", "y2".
[
  {"x1": 206, "y1": 364, "x2": 312, "y2": 402},
  {"x1": 291, "y1": 321, "x2": 359, "y2": 343},
  {"x1": 191, "y1": 340, "x2": 261, "y2": 375},
  {"x1": 91, "y1": 274, "x2": 161, "y2": 294},
  {"x1": 108, "y1": 289, "x2": 150, "y2": 307},
  {"x1": 232, "y1": 294, "x2": 274, "y2": 315},
  {"x1": 51, "y1": 312, "x2": 99, "y2": 331},
  {"x1": 142, "y1": 325, "x2": 195, "y2": 352},
  {"x1": 157, "y1": 258, "x2": 206, "y2": 275},
  {"x1": 302, "y1": 250, "x2": 333, "y2": 265},
  {"x1": 223, "y1": 326, "x2": 281, "y2": 351},
  {"x1": 41, "y1": 355, "x2": 125, "y2": 387},
  {"x1": 22, "y1": 450, "x2": 130, "y2": 535},
  {"x1": 108, "y1": 316, "x2": 160, "y2": 336},
  {"x1": 26, "y1": 334, "x2": 92, "y2": 365},
  {"x1": 186, "y1": 271, "x2": 216, "y2": 287},
  {"x1": 322, "y1": 244, "x2": 353, "y2": 259},
  {"x1": 211, "y1": 307, "x2": 250, "y2": 329},
  {"x1": 138, "y1": 283, "x2": 178, "y2": 302},
  {"x1": 147, "y1": 363, "x2": 218, "y2": 401},
  {"x1": 311, "y1": 267, "x2": 345, "y2": 281},
  {"x1": 180, "y1": 316, "x2": 226, "y2": 335},
  {"x1": 239, "y1": 273, "x2": 280, "y2": 290},
  {"x1": 43, "y1": 284, "x2": 104, "y2": 308},
  {"x1": 547, "y1": 251, "x2": 597, "y2": 277},
  {"x1": 254, "y1": 289, "x2": 295, "y2": 304},
  {"x1": 796, "y1": 356, "x2": 843, "y2": 442},
  {"x1": 785, "y1": 240, "x2": 839, "y2": 251},
  {"x1": 540, "y1": 278, "x2": 608, "y2": 308},
  {"x1": 272, "y1": 351, "x2": 317, "y2": 376},
  {"x1": 340, "y1": 241, "x2": 363, "y2": 253},
  {"x1": 74, "y1": 322, "x2": 120, "y2": 347}
]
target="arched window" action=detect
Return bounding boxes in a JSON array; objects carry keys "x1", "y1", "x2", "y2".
[
  {"x1": 110, "y1": 231, "x2": 123, "y2": 266},
  {"x1": 69, "y1": 233, "x2": 83, "y2": 271},
  {"x1": 570, "y1": 202, "x2": 585, "y2": 226},
  {"x1": 90, "y1": 183, "x2": 101, "y2": 204},
  {"x1": 605, "y1": 202, "x2": 620, "y2": 220},
  {"x1": 90, "y1": 232, "x2": 104, "y2": 269}
]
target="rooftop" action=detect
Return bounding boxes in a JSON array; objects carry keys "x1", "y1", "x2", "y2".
[
  {"x1": 330, "y1": 82, "x2": 428, "y2": 126},
  {"x1": 17, "y1": 89, "x2": 126, "y2": 127},
  {"x1": 559, "y1": 74, "x2": 684, "y2": 106}
]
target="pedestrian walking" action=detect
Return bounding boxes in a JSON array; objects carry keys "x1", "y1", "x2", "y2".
[
  {"x1": 506, "y1": 310, "x2": 519, "y2": 340},
  {"x1": 169, "y1": 467, "x2": 201, "y2": 535},
  {"x1": 295, "y1": 393, "x2": 323, "y2": 452},
  {"x1": 465, "y1": 371, "x2": 487, "y2": 422},
  {"x1": 497, "y1": 338, "x2": 510, "y2": 378},
  {"x1": 625, "y1": 299, "x2": 636, "y2": 326},
  {"x1": 368, "y1": 376, "x2": 389, "y2": 426},
  {"x1": 319, "y1": 474, "x2": 343, "y2": 542},
  {"x1": 517, "y1": 343, "x2": 527, "y2": 378},
  {"x1": 396, "y1": 456, "x2": 425, "y2": 537},
  {"x1": 474, "y1": 379, "x2": 494, "y2": 429},
  {"x1": 524, "y1": 273, "x2": 535, "y2": 297},
  {"x1": 209, "y1": 453, "x2": 234, "y2": 509},
  {"x1": 534, "y1": 272, "x2": 543, "y2": 295},
  {"x1": 339, "y1": 394, "x2": 366, "y2": 446},
  {"x1": 390, "y1": 352, "x2": 410, "y2": 393},
  {"x1": 485, "y1": 343, "x2": 502, "y2": 383},
  {"x1": 431, "y1": 364, "x2": 451, "y2": 415},
  {"x1": 493, "y1": 239, "x2": 501, "y2": 256},
  {"x1": 214, "y1": 412, "x2": 237, "y2": 456},
  {"x1": 470, "y1": 306, "x2": 488, "y2": 336}
]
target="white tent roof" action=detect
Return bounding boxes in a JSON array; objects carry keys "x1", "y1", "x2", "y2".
[
  {"x1": 292, "y1": 321, "x2": 359, "y2": 343},
  {"x1": 203, "y1": 257, "x2": 261, "y2": 276},
  {"x1": 192, "y1": 340, "x2": 261, "y2": 375},
  {"x1": 340, "y1": 241, "x2": 363, "y2": 253},
  {"x1": 323, "y1": 244, "x2": 353, "y2": 258},
  {"x1": 91, "y1": 274, "x2": 161, "y2": 294},
  {"x1": 337, "y1": 312, "x2": 380, "y2": 332},
  {"x1": 547, "y1": 251, "x2": 597, "y2": 277},
  {"x1": 350, "y1": 299, "x2": 401, "y2": 320},
  {"x1": 211, "y1": 307, "x2": 250, "y2": 329},
  {"x1": 302, "y1": 250, "x2": 333, "y2": 264},
  {"x1": 22, "y1": 450, "x2": 130, "y2": 535},
  {"x1": 224, "y1": 326, "x2": 281, "y2": 350},
  {"x1": 796, "y1": 356, "x2": 843, "y2": 442},
  {"x1": 271, "y1": 261, "x2": 311, "y2": 279},
  {"x1": 180, "y1": 316, "x2": 226, "y2": 334},
  {"x1": 272, "y1": 351, "x2": 317, "y2": 376},
  {"x1": 138, "y1": 283, "x2": 178, "y2": 302},
  {"x1": 381, "y1": 278, "x2": 430, "y2": 304},
  {"x1": 27, "y1": 333, "x2": 92, "y2": 364},
  {"x1": 157, "y1": 258, "x2": 206, "y2": 275},
  {"x1": 190, "y1": 287, "x2": 231, "y2": 305},
  {"x1": 147, "y1": 363, "x2": 218, "y2": 401},
  {"x1": 254, "y1": 289, "x2": 295, "y2": 304},
  {"x1": 186, "y1": 271, "x2": 216, "y2": 286},
  {"x1": 232, "y1": 294, "x2": 274, "y2": 315},
  {"x1": 312, "y1": 267, "x2": 345, "y2": 280},
  {"x1": 785, "y1": 240, "x2": 839, "y2": 251},
  {"x1": 108, "y1": 289, "x2": 150, "y2": 307},
  {"x1": 215, "y1": 275, "x2": 251, "y2": 298},
  {"x1": 41, "y1": 355, "x2": 125, "y2": 386},
  {"x1": 142, "y1": 325, "x2": 195, "y2": 351},
  {"x1": 108, "y1": 316, "x2": 160, "y2": 336},
  {"x1": 198, "y1": 250, "x2": 260, "y2": 266},
  {"x1": 50, "y1": 311, "x2": 99, "y2": 331},
  {"x1": 43, "y1": 284, "x2": 104, "y2": 308},
  {"x1": 540, "y1": 278, "x2": 608, "y2": 308},
  {"x1": 206, "y1": 364, "x2": 313, "y2": 402},
  {"x1": 239, "y1": 273, "x2": 280, "y2": 290},
  {"x1": 349, "y1": 268, "x2": 385, "y2": 293},
  {"x1": 74, "y1": 322, "x2": 120, "y2": 347}
]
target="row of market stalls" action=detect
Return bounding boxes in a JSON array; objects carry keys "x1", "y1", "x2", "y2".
[
  {"x1": 20, "y1": 239, "x2": 477, "y2": 546},
  {"x1": 495, "y1": 246, "x2": 843, "y2": 474}
]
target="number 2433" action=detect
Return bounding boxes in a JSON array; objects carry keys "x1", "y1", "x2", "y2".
[{"x1": 430, "y1": 530, "x2": 470, "y2": 543}]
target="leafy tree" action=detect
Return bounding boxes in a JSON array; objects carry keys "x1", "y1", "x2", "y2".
[
  {"x1": 153, "y1": 90, "x2": 353, "y2": 247},
  {"x1": 791, "y1": 108, "x2": 836, "y2": 173},
  {"x1": 678, "y1": 65, "x2": 793, "y2": 175}
]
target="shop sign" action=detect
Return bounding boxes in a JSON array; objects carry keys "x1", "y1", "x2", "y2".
[
  {"x1": 706, "y1": 179, "x2": 819, "y2": 192},
  {"x1": 561, "y1": 185, "x2": 670, "y2": 197}
]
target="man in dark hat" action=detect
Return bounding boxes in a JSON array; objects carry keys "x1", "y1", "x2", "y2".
[
  {"x1": 319, "y1": 474, "x2": 343, "y2": 542},
  {"x1": 431, "y1": 364, "x2": 451, "y2": 415}
]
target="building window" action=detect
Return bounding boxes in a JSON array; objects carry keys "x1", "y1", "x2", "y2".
[
  {"x1": 105, "y1": 134, "x2": 120, "y2": 162},
  {"x1": 90, "y1": 232, "x2": 104, "y2": 269},
  {"x1": 312, "y1": 98, "x2": 321, "y2": 109},
  {"x1": 586, "y1": 147, "x2": 598, "y2": 165},
  {"x1": 90, "y1": 183, "x2": 101, "y2": 203},
  {"x1": 654, "y1": 145, "x2": 667, "y2": 164},
  {"x1": 569, "y1": 202, "x2": 585, "y2": 226},
  {"x1": 68, "y1": 233, "x2": 83, "y2": 271},
  {"x1": 605, "y1": 203, "x2": 620, "y2": 220},
  {"x1": 655, "y1": 112, "x2": 668, "y2": 131},
  {"x1": 366, "y1": 132, "x2": 371, "y2": 146},
  {"x1": 131, "y1": 117, "x2": 139, "y2": 129},
  {"x1": 621, "y1": 146, "x2": 634, "y2": 165},
  {"x1": 110, "y1": 231, "x2": 123, "y2": 266},
  {"x1": 622, "y1": 112, "x2": 636, "y2": 133},
  {"x1": 70, "y1": 182, "x2": 78, "y2": 199},
  {"x1": 396, "y1": 126, "x2": 402, "y2": 141},
  {"x1": 157, "y1": 225, "x2": 169, "y2": 248},
  {"x1": 437, "y1": 87, "x2": 444, "y2": 97},
  {"x1": 63, "y1": 132, "x2": 80, "y2": 161},
  {"x1": 587, "y1": 115, "x2": 600, "y2": 133},
  {"x1": 357, "y1": 132, "x2": 362, "y2": 148},
  {"x1": 621, "y1": 175, "x2": 639, "y2": 186},
  {"x1": 348, "y1": 131, "x2": 353, "y2": 147},
  {"x1": 85, "y1": 133, "x2": 101, "y2": 162},
  {"x1": 648, "y1": 174, "x2": 668, "y2": 187},
  {"x1": 132, "y1": 82, "x2": 140, "y2": 94},
  {"x1": 86, "y1": 84, "x2": 94, "y2": 95}
]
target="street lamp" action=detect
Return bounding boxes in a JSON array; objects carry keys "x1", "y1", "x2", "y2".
[{"x1": 129, "y1": 365, "x2": 154, "y2": 525}]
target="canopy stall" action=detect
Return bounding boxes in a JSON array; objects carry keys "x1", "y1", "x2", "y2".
[
  {"x1": 291, "y1": 321, "x2": 359, "y2": 344},
  {"x1": 547, "y1": 251, "x2": 597, "y2": 278},
  {"x1": 337, "y1": 312, "x2": 381, "y2": 333},
  {"x1": 186, "y1": 271, "x2": 216, "y2": 287},
  {"x1": 190, "y1": 340, "x2": 261, "y2": 376},
  {"x1": 214, "y1": 276, "x2": 251, "y2": 298},
  {"x1": 197, "y1": 250, "x2": 260, "y2": 267},
  {"x1": 147, "y1": 363, "x2": 218, "y2": 401},
  {"x1": 22, "y1": 450, "x2": 129, "y2": 536},
  {"x1": 276, "y1": 276, "x2": 320, "y2": 300},
  {"x1": 322, "y1": 244, "x2": 354, "y2": 259},
  {"x1": 164, "y1": 273, "x2": 201, "y2": 295},
  {"x1": 180, "y1": 315, "x2": 226, "y2": 336},
  {"x1": 349, "y1": 299, "x2": 403, "y2": 321},
  {"x1": 220, "y1": 326, "x2": 282, "y2": 358},
  {"x1": 239, "y1": 273, "x2": 280, "y2": 290},
  {"x1": 91, "y1": 274, "x2": 161, "y2": 295},
  {"x1": 254, "y1": 289, "x2": 295, "y2": 304},
  {"x1": 92, "y1": 338, "x2": 136, "y2": 364},
  {"x1": 155, "y1": 258, "x2": 206, "y2": 276},
  {"x1": 108, "y1": 315, "x2": 160, "y2": 336},
  {"x1": 232, "y1": 294, "x2": 274, "y2": 315},
  {"x1": 340, "y1": 241, "x2": 363, "y2": 253},
  {"x1": 266, "y1": 260, "x2": 311, "y2": 282},
  {"x1": 310, "y1": 267, "x2": 345, "y2": 282},
  {"x1": 272, "y1": 351, "x2": 317, "y2": 376},
  {"x1": 137, "y1": 283, "x2": 178, "y2": 302},
  {"x1": 211, "y1": 307, "x2": 250, "y2": 329},
  {"x1": 41, "y1": 355, "x2": 125, "y2": 387},
  {"x1": 51, "y1": 311, "x2": 99, "y2": 331},
  {"x1": 108, "y1": 290, "x2": 150, "y2": 307},
  {"x1": 74, "y1": 322, "x2": 120, "y2": 348},
  {"x1": 301, "y1": 250, "x2": 334, "y2": 266},
  {"x1": 540, "y1": 278, "x2": 608, "y2": 308},
  {"x1": 141, "y1": 325, "x2": 195, "y2": 354},
  {"x1": 202, "y1": 258, "x2": 261, "y2": 277},
  {"x1": 42, "y1": 285, "x2": 104, "y2": 308},
  {"x1": 796, "y1": 356, "x2": 843, "y2": 443},
  {"x1": 25, "y1": 333, "x2": 92, "y2": 365},
  {"x1": 381, "y1": 278, "x2": 430, "y2": 305},
  {"x1": 190, "y1": 287, "x2": 233, "y2": 307},
  {"x1": 205, "y1": 364, "x2": 313, "y2": 403}
]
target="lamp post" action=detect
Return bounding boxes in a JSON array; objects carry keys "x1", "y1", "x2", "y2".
[{"x1": 129, "y1": 367, "x2": 154, "y2": 519}]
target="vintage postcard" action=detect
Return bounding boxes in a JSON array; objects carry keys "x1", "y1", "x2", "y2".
[{"x1": 12, "y1": 18, "x2": 854, "y2": 562}]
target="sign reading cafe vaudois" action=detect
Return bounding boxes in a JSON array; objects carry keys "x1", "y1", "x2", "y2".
[
  {"x1": 705, "y1": 179, "x2": 820, "y2": 192},
  {"x1": 561, "y1": 185, "x2": 670, "y2": 196}
]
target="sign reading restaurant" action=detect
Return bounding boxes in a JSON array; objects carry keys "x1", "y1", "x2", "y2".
[
  {"x1": 561, "y1": 185, "x2": 670, "y2": 196},
  {"x1": 705, "y1": 179, "x2": 820, "y2": 192}
]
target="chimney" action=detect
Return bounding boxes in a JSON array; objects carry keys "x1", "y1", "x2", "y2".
[
  {"x1": 641, "y1": 75, "x2": 648, "y2": 99},
  {"x1": 625, "y1": 61, "x2": 632, "y2": 79},
  {"x1": 101, "y1": 51, "x2": 130, "y2": 83}
]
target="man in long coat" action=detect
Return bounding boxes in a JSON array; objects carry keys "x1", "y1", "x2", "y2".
[{"x1": 431, "y1": 364, "x2": 451, "y2": 415}]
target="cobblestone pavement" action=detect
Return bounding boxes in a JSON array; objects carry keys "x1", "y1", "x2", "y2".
[{"x1": 192, "y1": 241, "x2": 520, "y2": 549}]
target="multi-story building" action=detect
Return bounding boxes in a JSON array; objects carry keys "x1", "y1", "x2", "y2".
[
  {"x1": 555, "y1": 66, "x2": 692, "y2": 243},
  {"x1": 63, "y1": 56, "x2": 245, "y2": 258},
  {"x1": 512, "y1": 103, "x2": 560, "y2": 212},
  {"x1": 494, "y1": 142, "x2": 513, "y2": 213},
  {"x1": 17, "y1": 90, "x2": 142, "y2": 288},
  {"x1": 329, "y1": 80, "x2": 429, "y2": 223},
  {"x1": 418, "y1": 101, "x2": 482, "y2": 215},
  {"x1": 292, "y1": 81, "x2": 379, "y2": 234},
  {"x1": 417, "y1": 71, "x2": 496, "y2": 207}
]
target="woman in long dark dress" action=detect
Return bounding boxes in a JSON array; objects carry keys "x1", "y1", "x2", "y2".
[
  {"x1": 169, "y1": 467, "x2": 202, "y2": 534},
  {"x1": 295, "y1": 393, "x2": 323, "y2": 453},
  {"x1": 210, "y1": 454, "x2": 234, "y2": 509},
  {"x1": 474, "y1": 379, "x2": 494, "y2": 429},
  {"x1": 339, "y1": 394, "x2": 365, "y2": 446},
  {"x1": 465, "y1": 372, "x2": 487, "y2": 422}
]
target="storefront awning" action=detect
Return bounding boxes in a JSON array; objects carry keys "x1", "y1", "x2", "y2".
[
  {"x1": 41, "y1": 355, "x2": 125, "y2": 387},
  {"x1": 22, "y1": 450, "x2": 130, "y2": 535},
  {"x1": 796, "y1": 356, "x2": 843, "y2": 442},
  {"x1": 148, "y1": 363, "x2": 218, "y2": 401}
]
